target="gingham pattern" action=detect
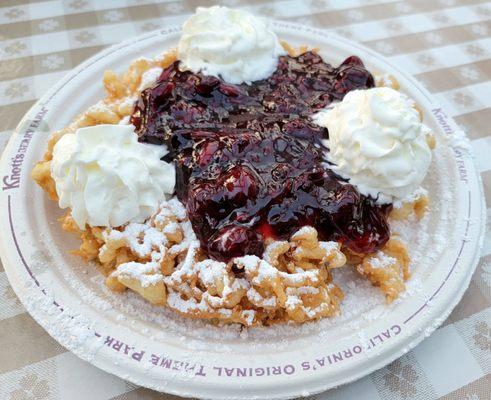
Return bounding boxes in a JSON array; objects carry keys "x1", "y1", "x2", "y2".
[{"x1": 0, "y1": 1, "x2": 490, "y2": 399}]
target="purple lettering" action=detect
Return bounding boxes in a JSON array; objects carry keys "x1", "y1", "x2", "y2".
[
  {"x1": 132, "y1": 350, "x2": 145, "y2": 362},
  {"x1": 160, "y1": 358, "x2": 172, "y2": 369},
  {"x1": 432, "y1": 108, "x2": 453, "y2": 134},
  {"x1": 150, "y1": 354, "x2": 159, "y2": 365},
  {"x1": 343, "y1": 349, "x2": 353, "y2": 358},
  {"x1": 2, "y1": 174, "x2": 20, "y2": 190},
  {"x1": 391, "y1": 325, "x2": 401, "y2": 335},
  {"x1": 112, "y1": 341, "x2": 123, "y2": 351},
  {"x1": 283, "y1": 365, "x2": 295, "y2": 375},
  {"x1": 195, "y1": 365, "x2": 207, "y2": 377},
  {"x1": 172, "y1": 361, "x2": 181, "y2": 370},
  {"x1": 272, "y1": 366, "x2": 282, "y2": 375},
  {"x1": 183, "y1": 362, "x2": 194, "y2": 372},
  {"x1": 123, "y1": 344, "x2": 133, "y2": 355}
]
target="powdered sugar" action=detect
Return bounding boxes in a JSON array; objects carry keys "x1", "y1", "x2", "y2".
[
  {"x1": 291, "y1": 226, "x2": 316, "y2": 238},
  {"x1": 20, "y1": 281, "x2": 103, "y2": 362},
  {"x1": 102, "y1": 222, "x2": 167, "y2": 260},
  {"x1": 113, "y1": 261, "x2": 163, "y2": 288},
  {"x1": 393, "y1": 187, "x2": 428, "y2": 209},
  {"x1": 447, "y1": 127, "x2": 472, "y2": 153},
  {"x1": 237, "y1": 255, "x2": 277, "y2": 282},
  {"x1": 319, "y1": 241, "x2": 339, "y2": 254},
  {"x1": 297, "y1": 286, "x2": 319, "y2": 295},
  {"x1": 138, "y1": 67, "x2": 164, "y2": 91},
  {"x1": 285, "y1": 295, "x2": 302, "y2": 308},
  {"x1": 119, "y1": 95, "x2": 137, "y2": 110},
  {"x1": 247, "y1": 287, "x2": 277, "y2": 307},
  {"x1": 85, "y1": 100, "x2": 110, "y2": 114},
  {"x1": 167, "y1": 197, "x2": 188, "y2": 220},
  {"x1": 280, "y1": 269, "x2": 318, "y2": 286},
  {"x1": 368, "y1": 252, "x2": 397, "y2": 270},
  {"x1": 263, "y1": 241, "x2": 287, "y2": 264},
  {"x1": 162, "y1": 221, "x2": 179, "y2": 235}
]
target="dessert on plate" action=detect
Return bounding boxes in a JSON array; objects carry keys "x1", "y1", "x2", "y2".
[{"x1": 32, "y1": 6, "x2": 435, "y2": 326}]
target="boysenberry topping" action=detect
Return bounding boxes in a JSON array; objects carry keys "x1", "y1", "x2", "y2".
[{"x1": 131, "y1": 52, "x2": 390, "y2": 261}]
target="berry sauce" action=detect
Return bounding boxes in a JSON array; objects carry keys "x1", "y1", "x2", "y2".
[{"x1": 131, "y1": 52, "x2": 391, "y2": 261}]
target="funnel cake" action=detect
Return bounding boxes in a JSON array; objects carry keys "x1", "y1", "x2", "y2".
[{"x1": 32, "y1": 43, "x2": 430, "y2": 326}]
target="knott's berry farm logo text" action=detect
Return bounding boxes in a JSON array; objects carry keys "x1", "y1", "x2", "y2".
[{"x1": 2, "y1": 108, "x2": 48, "y2": 191}]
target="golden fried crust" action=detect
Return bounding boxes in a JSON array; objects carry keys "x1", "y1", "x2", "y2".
[
  {"x1": 280, "y1": 40, "x2": 317, "y2": 57},
  {"x1": 390, "y1": 195, "x2": 429, "y2": 221},
  {"x1": 31, "y1": 161, "x2": 57, "y2": 201},
  {"x1": 374, "y1": 73, "x2": 400, "y2": 90},
  {"x1": 355, "y1": 238, "x2": 410, "y2": 303}
]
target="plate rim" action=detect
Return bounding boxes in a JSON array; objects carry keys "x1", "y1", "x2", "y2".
[{"x1": 0, "y1": 21, "x2": 486, "y2": 400}]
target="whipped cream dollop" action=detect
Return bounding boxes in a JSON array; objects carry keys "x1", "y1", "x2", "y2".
[
  {"x1": 177, "y1": 6, "x2": 286, "y2": 84},
  {"x1": 314, "y1": 87, "x2": 432, "y2": 203},
  {"x1": 51, "y1": 124, "x2": 175, "y2": 229}
]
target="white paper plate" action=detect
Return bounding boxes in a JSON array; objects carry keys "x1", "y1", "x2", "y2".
[{"x1": 0, "y1": 22, "x2": 485, "y2": 400}]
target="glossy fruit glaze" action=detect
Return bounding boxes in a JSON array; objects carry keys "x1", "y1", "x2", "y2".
[{"x1": 131, "y1": 51, "x2": 391, "y2": 261}]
